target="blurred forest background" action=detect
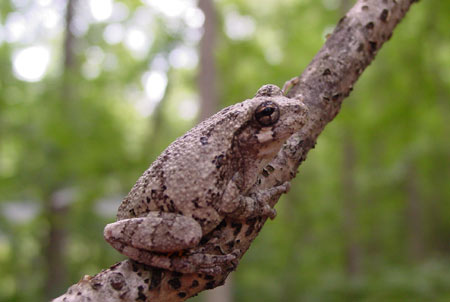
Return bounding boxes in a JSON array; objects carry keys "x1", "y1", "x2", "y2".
[{"x1": 0, "y1": 0, "x2": 449, "y2": 301}]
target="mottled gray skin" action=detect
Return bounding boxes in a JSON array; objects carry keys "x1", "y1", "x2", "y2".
[{"x1": 104, "y1": 84, "x2": 308, "y2": 274}]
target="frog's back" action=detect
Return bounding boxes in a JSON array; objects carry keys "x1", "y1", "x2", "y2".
[{"x1": 117, "y1": 100, "x2": 254, "y2": 232}]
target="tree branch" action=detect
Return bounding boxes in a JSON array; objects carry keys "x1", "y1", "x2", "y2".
[{"x1": 53, "y1": 0, "x2": 418, "y2": 301}]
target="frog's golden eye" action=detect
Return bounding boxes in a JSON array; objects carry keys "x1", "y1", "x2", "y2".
[{"x1": 254, "y1": 101, "x2": 280, "y2": 127}]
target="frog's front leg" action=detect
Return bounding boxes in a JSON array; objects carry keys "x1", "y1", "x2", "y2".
[
  {"x1": 104, "y1": 212, "x2": 238, "y2": 274},
  {"x1": 218, "y1": 179, "x2": 290, "y2": 220}
]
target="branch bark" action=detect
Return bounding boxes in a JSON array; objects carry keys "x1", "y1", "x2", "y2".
[{"x1": 53, "y1": 0, "x2": 418, "y2": 301}]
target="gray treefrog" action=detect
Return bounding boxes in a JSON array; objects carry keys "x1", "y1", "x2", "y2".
[{"x1": 104, "y1": 84, "x2": 308, "y2": 274}]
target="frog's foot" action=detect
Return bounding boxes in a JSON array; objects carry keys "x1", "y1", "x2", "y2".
[
  {"x1": 169, "y1": 249, "x2": 240, "y2": 275},
  {"x1": 253, "y1": 181, "x2": 290, "y2": 219},
  {"x1": 221, "y1": 182, "x2": 290, "y2": 220},
  {"x1": 111, "y1": 243, "x2": 240, "y2": 275}
]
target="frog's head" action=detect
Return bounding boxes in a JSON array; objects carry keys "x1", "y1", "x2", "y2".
[
  {"x1": 252, "y1": 84, "x2": 308, "y2": 143},
  {"x1": 236, "y1": 84, "x2": 309, "y2": 161}
]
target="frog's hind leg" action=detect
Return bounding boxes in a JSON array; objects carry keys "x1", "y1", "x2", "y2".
[
  {"x1": 104, "y1": 212, "x2": 202, "y2": 254},
  {"x1": 104, "y1": 211, "x2": 239, "y2": 274}
]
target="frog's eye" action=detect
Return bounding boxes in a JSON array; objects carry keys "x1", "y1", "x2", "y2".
[{"x1": 254, "y1": 101, "x2": 280, "y2": 127}]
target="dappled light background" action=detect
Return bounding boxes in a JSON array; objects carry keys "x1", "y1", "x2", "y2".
[{"x1": 0, "y1": 0, "x2": 449, "y2": 301}]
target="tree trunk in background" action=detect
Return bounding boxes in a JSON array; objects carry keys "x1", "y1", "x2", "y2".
[
  {"x1": 197, "y1": 0, "x2": 217, "y2": 122},
  {"x1": 342, "y1": 135, "x2": 362, "y2": 277},
  {"x1": 63, "y1": 0, "x2": 76, "y2": 72},
  {"x1": 62, "y1": 0, "x2": 77, "y2": 100},
  {"x1": 338, "y1": 0, "x2": 361, "y2": 278},
  {"x1": 44, "y1": 191, "x2": 70, "y2": 299},
  {"x1": 405, "y1": 162, "x2": 425, "y2": 261},
  {"x1": 44, "y1": 0, "x2": 77, "y2": 299},
  {"x1": 197, "y1": 0, "x2": 233, "y2": 301}
]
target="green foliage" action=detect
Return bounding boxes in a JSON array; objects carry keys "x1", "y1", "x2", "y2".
[{"x1": 0, "y1": 0, "x2": 449, "y2": 301}]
